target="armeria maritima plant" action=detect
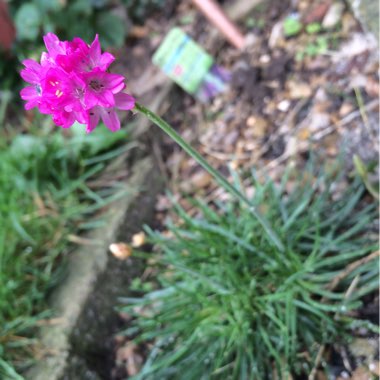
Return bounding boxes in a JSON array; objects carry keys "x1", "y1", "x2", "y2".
[{"x1": 20, "y1": 33, "x2": 283, "y2": 251}]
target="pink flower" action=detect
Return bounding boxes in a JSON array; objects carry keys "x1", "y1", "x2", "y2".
[
  {"x1": 86, "y1": 92, "x2": 136, "y2": 133},
  {"x1": 82, "y1": 69, "x2": 125, "y2": 108},
  {"x1": 78, "y1": 35, "x2": 115, "y2": 72},
  {"x1": 20, "y1": 33, "x2": 135, "y2": 133},
  {"x1": 20, "y1": 59, "x2": 47, "y2": 110}
]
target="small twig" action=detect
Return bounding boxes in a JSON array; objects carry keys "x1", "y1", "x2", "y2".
[
  {"x1": 200, "y1": 143, "x2": 256, "y2": 161},
  {"x1": 262, "y1": 98, "x2": 379, "y2": 174},
  {"x1": 279, "y1": 98, "x2": 309, "y2": 135},
  {"x1": 308, "y1": 270, "x2": 366, "y2": 380},
  {"x1": 225, "y1": 0, "x2": 265, "y2": 22},
  {"x1": 67, "y1": 234, "x2": 103, "y2": 246},
  {"x1": 326, "y1": 250, "x2": 379, "y2": 292},
  {"x1": 309, "y1": 250, "x2": 378, "y2": 380},
  {"x1": 339, "y1": 345, "x2": 353, "y2": 372},
  {"x1": 308, "y1": 345, "x2": 325, "y2": 380},
  {"x1": 354, "y1": 87, "x2": 374, "y2": 138},
  {"x1": 311, "y1": 99, "x2": 379, "y2": 141},
  {"x1": 152, "y1": 137, "x2": 170, "y2": 186}
]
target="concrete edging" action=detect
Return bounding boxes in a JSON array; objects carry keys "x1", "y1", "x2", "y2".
[{"x1": 26, "y1": 156, "x2": 162, "y2": 380}]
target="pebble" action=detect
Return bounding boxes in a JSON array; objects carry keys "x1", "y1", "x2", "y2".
[
  {"x1": 322, "y1": 2, "x2": 345, "y2": 29},
  {"x1": 277, "y1": 99, "x2": 291, "y2": 112}
]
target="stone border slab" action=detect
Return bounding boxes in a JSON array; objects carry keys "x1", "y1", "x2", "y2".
[{"x1": 26, "y1": 156, "x2": 162, "y2": 380}]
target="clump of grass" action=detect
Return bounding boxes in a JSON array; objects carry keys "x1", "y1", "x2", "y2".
[
  {"x1": 121, "y1": 164, "x2": 379, "y2": 379},
  {"x1": 0, "y1": 122, "x2": 135, "y2": 377}
]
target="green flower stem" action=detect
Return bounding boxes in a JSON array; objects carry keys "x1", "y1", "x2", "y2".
[{"x1": 134, "y1": 102, "x2": 284, "y2": 252}]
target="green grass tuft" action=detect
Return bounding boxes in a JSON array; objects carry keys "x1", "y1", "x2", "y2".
[
  {"x1": 0, "y1": 121, "x2": 135, "y2": 376},
  {"x1": 120, "y1": 164, "x2": 379, "y2": 379}
]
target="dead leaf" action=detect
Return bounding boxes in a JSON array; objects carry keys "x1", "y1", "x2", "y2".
[
  {"x1": 246, "y1": 115, "x2": 269, "y2": 137},
  {"x1": 269, "y1": 20, "x2": 285, "y2": 49},
  {"x1": 155, "y1": 194, "x2": 173, "y2": 211},
  {"x1": 369, "y1": 361, "x2": 380, "y2": 376},
  {"x1": 277, "y1": 100, "x2": 291, "y2": 112},
  {"x1": 129, "y1": 25, "x2": 150, "y2": 38},
  {"x1": 365, "y1": 76, "x2": 380, "y2": 98},
  {"x1": 315, "y1": 369, "x2": 328, "y2": 380},
  {"x1": 339, "y1": 102, "x2": 354, "y2": 117},
  {"x1": 349, "y1": 338, "x2": 378, "y2": 362},
  {"x1": 287, "y1": 81, "x2": 312, "y2": 99},
  {"x1": 333, "y1": 33, "x2": 377, "y2": 62},
  {"x1": 322, "y1": 2, "x2": 345, "y2": 29},
  {"x1": 303, "y1": 1, "x2": 331, "y2": 24},
  {"x1": 351, "y1": 366, "x2": 372, "y2": 380},
  {"x1": 180, "y1": 171, "x2": 213, "y2": 192},
  {"x1": 109, "y1": 243, "x2": 132, "y2": 260},
  {"x1": 116, "y1": 342, "x2": 143, "y2": 376},
  {"x1": 297, "y1": 128, "x2": 311, "y2": 140},
  {"x1": 131, "y1": 232, "x2": 146, "y2": 248}
]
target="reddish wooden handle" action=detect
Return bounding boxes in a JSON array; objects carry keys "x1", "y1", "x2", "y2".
[
  {"x1": 0, "y1": 0, "x2": 16, "y2": 52},
  {"x1": 191, "y1": 0, "x2": 245, "y2": 50}
]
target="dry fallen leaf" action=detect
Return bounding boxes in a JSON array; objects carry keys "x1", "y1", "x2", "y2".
[
  {"x1": 116, "y1": 342, "x2": 143, "y2": 376},
  {"x1": 277, "y1": 100, "x2": 291, "y2": 112},
  {"x1": 303, "y1": 0, "x2": 331, "y2": 24},
  {"x1": 322, "y1": 2, "x2": 345, "y2": 29},
  {"x1": 131, "y1": 232, "x2": 146, "y2": 248},
  {"x1": 109, "y1": 243, "x2": 132, "y2": 260},
  {"x1": 287, "y1": 80, "x2": 312, "y2": 99},
  {"x1": 369, "y1": 361, "x2": 380, "y2": 376},
  {"x1": 351, "y1": 366, "x2": 372, "y2": 380},
  {"x1": 365, "y1": 76, "x2": 380, "y2": 98},
  {"x1": 339, "y1": 102, "x2": 354, "y2": 117},
  {"x1": 180, "y1": 171, "x2": 212, "y2": 192},
  {"x1": 246, "y1": 115, "x2": 269, "y2": 138},
  {"x1": 315, "y1": 369, "x2": 328, "y2": 380}
]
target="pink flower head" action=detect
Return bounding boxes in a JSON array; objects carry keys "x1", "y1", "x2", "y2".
[{"x1": 20, "y1": 33, "x2": 135, "y2": 132}]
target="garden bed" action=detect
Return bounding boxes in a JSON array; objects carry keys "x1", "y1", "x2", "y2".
[{"x1": 2, "y1": 0, "x2": 378, "y2": 379}]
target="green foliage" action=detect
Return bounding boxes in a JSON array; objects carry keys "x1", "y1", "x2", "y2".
[
  {"x1": 245, "y1": 16, "x2": 265, "y2": 30},
  {"x1": 283, "y1": 16, "x2": 302, "y2": 37},
  {"x1": 305, "y1": 22, "x2": 322, "y2": 34},
  {"x1": 120, "y1": 165, "x2": 379, "y2": 379},
  {"x1": 11, "y1": 0, "x2": 127, "y2": 48},
  {"x1": 296, "y1": 36, "x2": 329, "y2": 61},
  {"x1": 0, "y1": 121, "x2": 135, "y2": 375},
  {"x1": 353, "y1": 155, "x2": 379, "y2": 199},
  {"x1": 305, "y1": 36, "x2": 328, "y2": 56},
  {"x1": 14, "y1": 3, "x2": 41, "y2": 41},
  {"x1": 1, "y1": 0, "x2": 126, "y2": 94},
  {"x1": 121, "y1": 0, "x2": 166, "y2": 23}
]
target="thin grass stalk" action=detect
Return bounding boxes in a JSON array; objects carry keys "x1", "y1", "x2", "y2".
[{"x1": 134, "y1": 102, "x2": 284, "y2": 252}]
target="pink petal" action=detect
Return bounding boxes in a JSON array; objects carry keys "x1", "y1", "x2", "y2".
[
  {"x1": 89, "y1": 35, "x2": 101, "y2": 64},
  {"x1": 96, "y1": 90, "x2": 115, "y2": 107},
  {"x1": 21, "y1": 59, "x2": 42, "y2": 83},
  {"x1": 100, "y1": 108, "x2": 120, "y2": 132},
  {"x1": 70, "y1": 37, "x2": 88, "y2": 53},
  {"x1": 20, "y1": 86, "x2": 38, "y2": 101},
  {"x1": 86, "y1": 109, "x2": 100, "y2": 133},
  {"x1": 40, "y1": 52, "x2": 51, "y2": 66},
  {"x1": 98, "y1": 52, "x2": 115, "y2": 71},
  {"x1": 103, "y1": 73, "x2": 125, "y2": 92},
  {"x1": 75, "y1": 110, "x2": 87, "y2": 124},
  {"x1": 43, "y1": 33, "x2": 65, "y2": 58},
  {"x1": 22, "y1": 58, "x2": 41, "y2": 71},
  {"x1": 115, "y1": 92, "x2": 135, "y2": 110},
  {"x1": 84, "y1": 90, "x2": 114, "y2": 109},
  {"x1": 25, "y1": 99, "x2": 39, "y2": 110},
  {"x1": 84, "y1": 91, "x2": 100, "y2": 109},
  {"x1": 52, "y1": 110, "x2": 75, "y2": 129}
]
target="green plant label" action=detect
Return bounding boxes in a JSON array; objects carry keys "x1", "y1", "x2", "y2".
[{"x1": 153, "y1": 28, "x2": 214, "y2": 94}]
